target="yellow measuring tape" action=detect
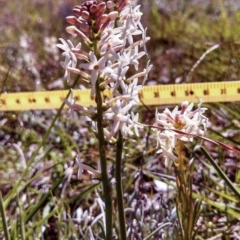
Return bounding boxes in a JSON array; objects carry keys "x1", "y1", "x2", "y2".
[{"x1": 0, "y1": 81, "x2": 239, "y2": 111}]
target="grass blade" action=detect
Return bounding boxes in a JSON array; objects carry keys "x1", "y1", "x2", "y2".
[{"x1": 0, "y1": 191, "x2": 10, "y2": 240}]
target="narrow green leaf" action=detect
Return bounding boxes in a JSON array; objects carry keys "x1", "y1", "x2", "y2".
[
  {"x1": 25, "y1": 175, "x2": 65, "y2": 223},
  {"x1": 192, "y1": 199, "x2": 202, "y2": 239},
  {"x1": 195, "y1": 146, "x2": 240, "y2": 200},
  {"x1": 17, "y1": 197, "x2": 26, "y2": 240},
  {"x1": 143, "y1": 222, "x2": 172, "y2": 240},
  {"x1": 65, "y1": 183, "x2": 100, "y2": 205},
  {"x1": 215, "y1": 102, "x2": 240, "y2": 120},
  {"x1": 0, "y1": 191, "x2": 10, "y2": 240},
  {"x1": 205, "y1": 186, "x2": 239, "y2": 202},
  {"x1": 192, "y1": 193, "x2": 240, "y2": 218}
]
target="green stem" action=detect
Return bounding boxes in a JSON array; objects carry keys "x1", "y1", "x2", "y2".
[
  {"x1": 115, "y1": 131, "x2": 127, "y2": 240},
  {"x1": 95, "y1": 78, "x2": 112, "y2": 240}
]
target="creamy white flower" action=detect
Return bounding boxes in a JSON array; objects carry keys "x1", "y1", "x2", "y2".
[
  {"x1": 63, "y1": 89, "x2": 76, "y2": 119},
  {"x1": 104, "y1": 100, "x2": 133, "y2": 139},
  {"x1": 76, "y1": 153, "x2": 100, "y2": 180},
  {"x1": 100, "y1": 26, "x2": 123, "y2": 57},
  {"x1": 64, "y1": 89, "x2": 96, "y2": 118},
  {"x1": 119, "y1": 5, "x2": 143, "y2": 30},
  {"x1": 154, "y1": 100, "x2": 208, "y2": 165},
  {"x1": 57, "y1": 38, "x2": 81, "y2": 82},
  {"x1": 117, "y1": 16, "x2": 142, "y2": 46},
  {"x1": 142, "y1": 61, "x2": 153, "y2": 85},
  {"x1": 118, "y1": 46, "x2": 145, "y2": 70},
  {"x1": 111, "y1": 64, "x2": 129, "y2": 93},
  {"x1": 80, "y1": 51, "x2": 108, "y2": 96},
  {"x1": 121, "y1": 78, "x2": 142, "y2": 103},
  {"x1": 130, "y1": 112, "x2": 143, "y2": 137}
]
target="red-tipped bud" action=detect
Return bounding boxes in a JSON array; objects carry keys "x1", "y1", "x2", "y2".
[
  {"x1": 73, "y1": 8, "x2": 81, "y2": 16},
  {"x1": 66, "y1": 16, "x2": 90, "y2": 33},
  {"x1": 98, "y1": 18, "x2": 110, "y2": 34},
  {"x1": 96, "y1": 2, "x2": 106, "y2": 17},
  {"x1": 66, "y1": 16, "x2": 78, "y2": 25},
  {"x1": 99, "y1": 14, "x2": 109, "y2": 25},
  {"x1": 90, "y1": 4, "x2": 97, "y2": 14},
  {"x1": 82, "y1": 6, "x2": 88, "y2": 11},
  {"x1": 118, "y1": 0, "x2": 127, "y2": 12},
  {"x1": 107, "y1": 1, "x2": 114, "y2": 10},
  {"x1": 66, "y1": 26, "x2": 90, "y2": 42},
  {"x1": 80, "y1": 22, "x2": 90, "y2": 33},
  {"x1": 81, "y1": 10, "x2": 90, "y2": 21},
  {"x1": 73, "y1": 5, "x2": 81, "y2": 11}
]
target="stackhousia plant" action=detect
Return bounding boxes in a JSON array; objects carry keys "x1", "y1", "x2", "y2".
[{"x1": 58, "y1": 1, "x2": 209, "y2": 239}]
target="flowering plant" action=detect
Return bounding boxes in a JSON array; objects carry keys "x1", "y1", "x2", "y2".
[
  {"x1": 57, "y1": 0, "x2": 152, "y2": 142},
  {"x1": 58, "y1": 1, "x2": 209, "y2": 239},
  {"x1": 58, "y1": 1, "x2": 152, "y2": 239},
  {"x1": 153, "y1": 100, "x2": 208, "y2": 239}
]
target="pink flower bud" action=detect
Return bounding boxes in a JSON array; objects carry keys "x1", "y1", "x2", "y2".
[
  {"x1": 108, "y1": 11, "x2": 118, "y2": 21},
  {"x1": 67, "y1": 67, "x2": 90, "y2": 80},
  {"x1": 73, "y1": 6, "x2": 81, "y2": 16},
  {"x1": 66, "y1": 16, "x2": 79, "y2": 25},
  {"x1": 81, "y1": 10, "x2": 90, "y2": 21},
  {"x1": 107, "y1": 1, "x2": 114, "y2": 10},
  {"x1": 96, "y1": 2, "x2": 106, "y2": 17},
  {"x1": 99, "y1": 14, "x2": 109, "y2": 25},
  {"x1": 90, "y1": 4, "x2": 97, "y2": 14},
  {"x1": 82, "y1": 6, "x2": 88, "y2": 11},
  {"x1": 118, "y1": 0, "x2": 128, "y2": 12},
  {"x1": 66, "y1": 16, "x2": 90, "y2": 33},
  {"x1": 66, "y1": 26, "x2": 90, "y2": 42}
]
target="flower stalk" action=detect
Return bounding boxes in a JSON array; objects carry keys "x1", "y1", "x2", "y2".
[
  {"x1": 154, "y1": 101, "x2": 208, "y2": 239},
  {"x1": 115, "y1": 131, "x2": 126, "y2": 240},
  {"x1": 175, "y1": 140, "x2": 195, "y2": 240},
  {"x1": 95, "y1": 76, "x2": 113, "y2": 240}
]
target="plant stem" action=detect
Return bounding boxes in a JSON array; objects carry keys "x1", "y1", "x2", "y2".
[
  {"x1": 95, "y1": 78, "x2": 112, "y2": 240},
  {"x1": 116, "y1": 131, "x2": 127, "y2": 240},
  {"x1": 175, "y1": 140, "x2": 191, "y2": 240}
]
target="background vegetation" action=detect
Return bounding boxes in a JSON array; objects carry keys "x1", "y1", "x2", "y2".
[{"x1": 0, "y1": 0, "x2": 240, "y2": 239}]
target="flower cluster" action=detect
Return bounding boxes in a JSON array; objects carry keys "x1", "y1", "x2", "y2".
[
  {"x1": 154, "y1": 100, "x2": 208, "y2": 165},
  {"x1": 58, "y1": 0, "x2": 152, "y2": 142}
]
